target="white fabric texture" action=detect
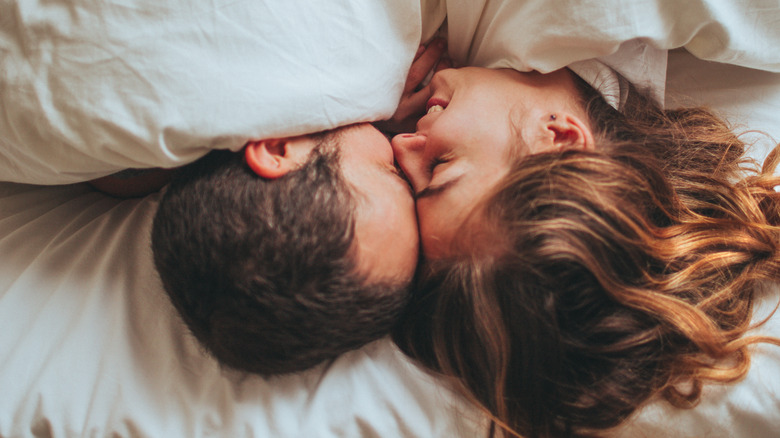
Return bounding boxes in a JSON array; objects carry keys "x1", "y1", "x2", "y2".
[
  {"x1": 422, "y1": 0, "x2": 780, "y2": 73},
  {"x1": 0, "y1": 0, "x2": 421, "y2": 184},
  {"x1": 419, "y1": 0, "x2": 669, "y2": 108},
  {"x1": 421, "y1": 0, "x2": 780, "y2": 109}
]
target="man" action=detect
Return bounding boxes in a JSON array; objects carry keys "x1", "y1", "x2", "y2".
[
  {"x1": 151, "y1": 123, "x2": 419, "y2": 375},
  {"x1": 148, "y1": 38, "x2": 448, "y2": 375}
]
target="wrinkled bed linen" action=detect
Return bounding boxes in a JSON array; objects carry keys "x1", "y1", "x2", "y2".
[{"x1": 0, "y1": 0, "x2": 421, "y2": 183}]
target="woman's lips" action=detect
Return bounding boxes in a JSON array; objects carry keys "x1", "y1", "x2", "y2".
[{"x1": 426, "y1": 97, "x2": 449, "y2": 112}]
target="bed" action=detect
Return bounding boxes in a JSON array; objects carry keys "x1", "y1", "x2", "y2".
[{"x1": 2, "y1": 1, "x2": 780, "y2": 437}]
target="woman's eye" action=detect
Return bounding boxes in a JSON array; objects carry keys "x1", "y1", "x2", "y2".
[{"x1": 428, "y1": 157, "x2": 449, "y2": 174}]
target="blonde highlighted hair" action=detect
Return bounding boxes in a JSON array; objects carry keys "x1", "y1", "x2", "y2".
[{"x1": 395, "y1": 74, "x2": 780, "y2": 437}]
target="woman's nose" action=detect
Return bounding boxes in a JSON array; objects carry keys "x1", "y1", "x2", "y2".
[{"x1": 391, "y1": 133, "x2": 427, "y2": 155}]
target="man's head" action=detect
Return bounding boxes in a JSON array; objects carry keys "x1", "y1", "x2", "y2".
[{"x1": 151, "y1": 123, "x2": 418, "y2": 375}]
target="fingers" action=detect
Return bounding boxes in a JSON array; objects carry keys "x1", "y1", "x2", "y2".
[
  {"x1": 401, "y1": 55, "x2": 451, "y2": 117},
  {"x1": 395, "y1": 87, "x2": 431, "y2": 121},
  {"x1": 405, "y1": 38, "x2": 447, "y2": 94},
  {"x1": 378, "y1": 82, "x2": 431, "y2": 134},
  {"x1": 413, "y1": 44, "x2": 426, "y2": 61},
  {"x1": 379, "y1": 38, "x2": 451, "y2": 134},
  {"x1": 435, "y1": 56, "x2": 451, "y2": 72}
]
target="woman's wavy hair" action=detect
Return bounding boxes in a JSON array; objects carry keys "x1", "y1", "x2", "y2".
[{"x1": 394, "y1": 73, "x2": 780, "y2": 437}]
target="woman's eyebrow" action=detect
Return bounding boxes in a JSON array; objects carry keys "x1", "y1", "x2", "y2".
[{"x1": 415, "y1": 176, "x2": 462, "y2": 200}]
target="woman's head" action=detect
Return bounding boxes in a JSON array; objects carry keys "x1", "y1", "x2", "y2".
[
  {"x1": 391, "y1": 67, "x2": 595, "y2": 258},
  {"x1": 394, "y1": 72, "x2": 780, "y2": 437}
]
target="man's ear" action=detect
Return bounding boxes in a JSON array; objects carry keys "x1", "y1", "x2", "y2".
[
  {"x1": 244, "y1": 137, "x2": 315, "y2": 179},
  {"x1": 545, "y1": 114, "x2": 595, "y2": 152}
]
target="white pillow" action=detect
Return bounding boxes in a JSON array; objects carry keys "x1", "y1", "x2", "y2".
[
  {"x1": 428, "y1": 0, "x2": 780, "y2": 73},
  {"x1": 0, "y1": 0, "x2": 422, "y2": 184},
  {"x1": 422, "y1": 0, "x2": 780, "y2": 106}
]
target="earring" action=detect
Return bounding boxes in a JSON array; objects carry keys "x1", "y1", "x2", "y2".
[{"x1": 549, "y1": 114, "x2": 557, "y2": 121}]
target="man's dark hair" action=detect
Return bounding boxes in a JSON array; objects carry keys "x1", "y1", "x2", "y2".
[{"x1": 151, "y1": 135, "x2": 410, "y2": 375}]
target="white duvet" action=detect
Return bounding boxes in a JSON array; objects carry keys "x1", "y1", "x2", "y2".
[
  {"x1": 3, "y1": 1, "x2": 780, "y2": 437},
  {"x1": 0, "y1": 0, "x2": 421, "y2": 183}
]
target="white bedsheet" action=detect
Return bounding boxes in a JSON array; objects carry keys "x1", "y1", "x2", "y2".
[{"x1": 0, "y1": 182, "x2": 484, "y2": 437}]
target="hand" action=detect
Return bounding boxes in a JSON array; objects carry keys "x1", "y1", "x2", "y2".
[{"x1": 376, "y1": 38, "x2": 451, "y2": 135}]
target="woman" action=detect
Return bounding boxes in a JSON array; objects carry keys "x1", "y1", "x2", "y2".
[{"x1": 392, "y1": 66, "x2": 780, "y2": 437}]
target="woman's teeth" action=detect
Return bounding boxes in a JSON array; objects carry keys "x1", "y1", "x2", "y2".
[{"x1": 427, "y1": 104, "x2": 444, "y2": 114}]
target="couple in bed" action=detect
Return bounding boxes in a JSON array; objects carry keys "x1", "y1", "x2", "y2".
[
  {"x1": 149, "y1": 26, "x2": 780, "y2": 438},
  {"x1": 151, "y1": 48, "x2": 780, "y2": 438}
]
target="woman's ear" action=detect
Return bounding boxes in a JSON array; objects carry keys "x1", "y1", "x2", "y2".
[
  {"x1": 545, "y1": 113, "x2": 595, "y2": 152},
  {"x1": 244, "y1": 137, "x2": 316, "y2": 179}
]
